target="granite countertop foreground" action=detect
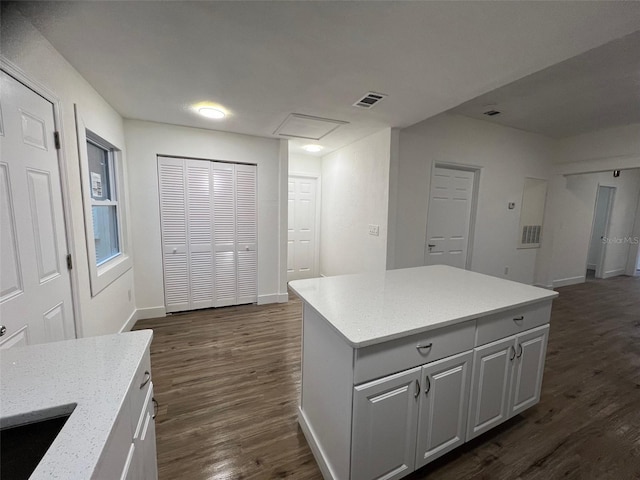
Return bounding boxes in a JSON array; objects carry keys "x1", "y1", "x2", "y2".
[
  {"x1": 0, "y1": 330, "x2": 153, "y2": 479},
  {"x1": 289, "y1": 265, "x2": 558, "y2": 348}
]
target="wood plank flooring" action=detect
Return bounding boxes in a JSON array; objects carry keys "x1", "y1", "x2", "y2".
[{"x1": 134, "y1": 274, "x2": 640, "y2": 479}]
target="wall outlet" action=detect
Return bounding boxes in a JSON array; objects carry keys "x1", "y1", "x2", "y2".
[
  {"x1": 368, "y1": 224, "x2": 380, "y2": 236},
  {"x1": 504, "y1": 266, "x2": 509, "y2": 275}
]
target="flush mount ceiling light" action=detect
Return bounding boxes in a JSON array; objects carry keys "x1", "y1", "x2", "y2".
[
  {"x1": 303, "y1": 144, "x2": 323, "y2": 153},
  {"x1": 198, "y1": 107, "x2": 226, "y2": 119}
]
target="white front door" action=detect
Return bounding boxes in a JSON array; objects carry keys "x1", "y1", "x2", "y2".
[
  {"x1": 0, "y1": 71, "x2": 75, "y2": 348},
  {"x1": 425, "y1": 166, "x2": 475, "y2": 269},
  {"x1": 287, "y1": 175, "x2": 318, "y2": 281}
]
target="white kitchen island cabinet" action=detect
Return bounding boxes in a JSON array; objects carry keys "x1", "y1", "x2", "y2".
[{"x1": 289, "y1": 265, "x2": 558, "y2": 480}]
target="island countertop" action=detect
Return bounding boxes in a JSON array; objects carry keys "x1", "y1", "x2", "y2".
[
  {"x1": 0, "y1": 330, "x2": 153, "y2": 479},
  {"x1": 289, "y1": 265, "x2": 558, "y2": 348}
]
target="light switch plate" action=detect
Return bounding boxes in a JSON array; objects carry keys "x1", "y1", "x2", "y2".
[{"x1": 368, "y1": 224, "x2": 380, "y2": 236}]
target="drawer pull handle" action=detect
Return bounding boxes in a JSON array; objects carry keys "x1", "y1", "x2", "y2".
[
  {"x1": 513, "y1": 315, "x2": 524, "y2": 322},
  {"x1": 509, "y1": 345, "x2": 516, "y2": 361},
  {"x1": 416, "y1": 343, "x2": 433, "y2": 352},
  {"x1": 152, "y1": 397, "x2": 159, "y2": 419},
  {"x1": 140, "y1": 371, "x2": 151, "y2": 389},
  {"x1": 516, "y1": 344, "x2": 523, "y2": 359},
  {"x1": 414, "y1": 379, "x2": 421, "y2": 398},
  {"x1": 425, "y1": 376, "x2": 431, "y2": 396}
]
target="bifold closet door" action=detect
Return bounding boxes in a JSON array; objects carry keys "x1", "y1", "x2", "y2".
[
  {"x1": 159, "y1": 157, "x2": 257, "y2": 313},
  {"x1": 212, "y1": 162, "x2": 257, "y2": 307},
  {"x1": 159, "y1": 157, "x2": 214, "y2": 313}
]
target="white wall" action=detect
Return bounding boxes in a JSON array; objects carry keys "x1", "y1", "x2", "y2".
[
  {"x1": 541, "y1": 170, "x2": 640, "y2": 287},
  {"x1": 394, "y1": 114, "x2": 555, "y2": 285},
  {"x1": 124, "y1": 120, "x2": 288, "y2": 317},
  {"x1": 289, "y1": 153, "x2": 322, "y2": 177},
  {"x1": 1, "y1": 7, "x2": 136, "y2": 336},
  {"x1": 555, "y1": 124, "x2": 640, "y2": 164},
  {"x1": 320, "y1": 129, "x2": 392, "y2": 276}
]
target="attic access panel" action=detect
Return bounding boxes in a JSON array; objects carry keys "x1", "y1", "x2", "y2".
[{"x1": 274, "y1": 114, "x2": 349, "y2": 140}]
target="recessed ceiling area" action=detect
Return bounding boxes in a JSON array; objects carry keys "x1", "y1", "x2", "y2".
[
  {"x1": 9, "y1": 1, "x2": 640, "y2": 153},
  {"x1": 449, "y1": 30, "x2": 640, "y2": 139}
]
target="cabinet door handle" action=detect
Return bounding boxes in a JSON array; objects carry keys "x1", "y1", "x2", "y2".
[
  {"x1": 425, "y1": 376, "x2": 431, "y2": 396},
  {"x1": 416, "y1": 343, "x2": 433, "y2": 352},
  {"x1": 513, "y1": 315, "x2": 524, "y2": 322},
  {"x1": 516, "y1": 344, "x2": 523, "y2": 359},
  {"x1": 140, "y1": 371, "x2": 151, "y2": 389},
  {"x1": 509, "y1": 345, "x2": 516, "y2": 361},
  {"x1": 414, "y1": 379, "x2": 421, "y2": 398},
  {"x1": 152, "y1": 397, "x2": 159, "y2": 419}
]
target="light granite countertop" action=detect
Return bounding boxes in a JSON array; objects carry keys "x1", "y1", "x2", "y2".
[
  {"x1": 0, "y1": 330, "x2": 153, "y2": 479},
  {"x1": 289, "y1": 265, "x2": 558, "y2": 348}
]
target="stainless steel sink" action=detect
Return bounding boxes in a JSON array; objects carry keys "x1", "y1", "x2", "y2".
[{"x1": 0, "y1": 406, "x2": 76, "y2": 480}]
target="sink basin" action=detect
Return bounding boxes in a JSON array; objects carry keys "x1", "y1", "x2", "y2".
[{"x1": 0, "y1": 407, "x2": 75, "y2": 480}]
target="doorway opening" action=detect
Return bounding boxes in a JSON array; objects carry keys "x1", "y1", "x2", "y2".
[
  {"x1": 424, "y1": 163, "x2": 480, "y2": 269},
  {"x1": 586, "y1": 185, "x2": 615, "y2": 279}
]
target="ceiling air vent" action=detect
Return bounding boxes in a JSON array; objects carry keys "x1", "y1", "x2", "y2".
[
  {"x1": 483, "y1": 109, "x2": 501, "y2": 116},
  {"x1": 353, "y1": 92, "x2": 388, "y2": 109}
]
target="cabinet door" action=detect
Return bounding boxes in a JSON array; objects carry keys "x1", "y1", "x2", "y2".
[
  {"x1": 351, "y1": 367, "x2": 421, "y2": 480},
  {"x1": 415, "y1": 351, "x2": 472, "y2": 468},
  {"x1": 509, "y1": 324, "x2": 549, "y2": 417},
  {"x1": 467, "y1": 336, "x2": 515, "y2": 440}
]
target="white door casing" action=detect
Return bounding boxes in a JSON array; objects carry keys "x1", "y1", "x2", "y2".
[
  {"x1": 287, "y1": 175, "x2": 319, "y2": 281},
  {"x1": 0, "y1": 70, "x2": 75, "y2": 347},
  {"x1": 425, "y1": 166, "x2": 476, "y2": 269}
]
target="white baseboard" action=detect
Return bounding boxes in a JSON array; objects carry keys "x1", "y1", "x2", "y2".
[
  {"x1": 119, "y1": 309, "x2": 138, "y2": 333},
  {"x1": 553, "y1": 275, "x2": 585, "y2": 288},
  {"x1": 298, "y1": 407, "x2": 336, "y2": 480},
  {"x1": 135, "y1": 306, "x2": 167, "y2": 321},
  {"x1": 257, "y1": 293, "x2": 289, "y2": 305},
  {"x1": 603, "y1": 268, "x2": 626, "y2": 279}
]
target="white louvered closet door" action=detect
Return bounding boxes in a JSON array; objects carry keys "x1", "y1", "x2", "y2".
[
  {"x1": 235, "y1": 164, "x2": 257, "y2": 305},
  {"x1": 158, "y1": 157, "x2": 189, "y2": 312},
  {"x1": 212, "y1": 162, "x2": 238, "y2": 307},
  {"x1": 186, "y1": 160, "x2": 214, "y2": 310}
]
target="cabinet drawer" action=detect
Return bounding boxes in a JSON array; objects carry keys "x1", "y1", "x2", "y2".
[
  {"x1": 475, "y1": 301, "x2": 551, "y2": 346},
  {"x1": 354, "y1": 320, "x2": 475, "y2": 384},
  {"x1": 130, "y1": 350, "x2": 152, "y2": 433}
]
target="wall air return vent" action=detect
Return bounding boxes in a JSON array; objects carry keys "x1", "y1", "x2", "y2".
[
  {"x1": 273, "y1": 114, "x2": 348, "y2": 141},
  {"x1": 353, "y1": 92, "x2": 388, "y2": 109},
  {"x1": 521, "y1": 225, "x2": 542, "y2": 246}
]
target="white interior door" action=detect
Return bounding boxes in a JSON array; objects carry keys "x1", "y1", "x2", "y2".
[
  {"x1": 587, "y1": 186, "x2": 615, "y2": 278},
  {"x1": 425, "y1": 167, "x2": 475, "y2": 269},
  {"x1": 287, "y1": 175, "x2": 318, "y2": 281},
  {"x1": 0, "y1": 70, "x2": 75, "y2": 347},
  {"x1": 235, "y1": 164, "x2": 257, "y2": 305},
  {"x1": 212, "y1": 162, "x2": 237, "y2": 307}
]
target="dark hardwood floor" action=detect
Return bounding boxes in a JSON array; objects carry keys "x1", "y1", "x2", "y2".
[{"x1": 134, "y1": 274, "x2": 640, "y2": 479}]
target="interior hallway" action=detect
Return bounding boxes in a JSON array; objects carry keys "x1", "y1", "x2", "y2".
[{"x1": 135, "y1": 274, "x2": 640, "y2": 479}]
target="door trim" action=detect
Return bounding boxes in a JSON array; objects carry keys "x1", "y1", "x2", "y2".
[
  {"x1": 424, "y1": 162, "x2": 481, "y2": 269},
  {"x1": 289, "y1": 172, "x2": 321, "y2": 279},
  {"x1": 1, "y1": 57, "x2": 80, "y2": 338}
]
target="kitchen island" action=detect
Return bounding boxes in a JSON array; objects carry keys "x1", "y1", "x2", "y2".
[
  {"x1": 289, "y1": 265, "x2": 558, "y2": 480},
  {"x1": 0, "y1": 330, "x2": 157, "y2": 479}
]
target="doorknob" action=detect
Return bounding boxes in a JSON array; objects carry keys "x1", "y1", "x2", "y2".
[
  {"x1": 0, "y1": 325, "x2": 6, "y2": 337},
  {"x1": 428, "y1": 244, "x2": 436, "y2": 248}
]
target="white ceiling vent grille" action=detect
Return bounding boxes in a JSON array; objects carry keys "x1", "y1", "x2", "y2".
[
  {"x1": 273, "y1": 114, "x2": 348, "y2": 140},
  {"x1": 353, "y1": 92, "x2": 388, "y2": 109}
]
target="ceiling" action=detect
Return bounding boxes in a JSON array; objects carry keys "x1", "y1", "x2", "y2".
[
  {"x1": 449, "y1": 30, "x2": 640, "y2": 139},
  {"x1": 12, "y1": 1, "x2": 640, "y2": 155}
]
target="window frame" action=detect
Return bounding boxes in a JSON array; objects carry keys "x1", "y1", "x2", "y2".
[{"x1": 75, "y1": 106, "x2": 132, "y2": 296}]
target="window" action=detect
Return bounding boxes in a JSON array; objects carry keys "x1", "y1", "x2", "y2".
[
  {"x1": 86, "y1": 137, "x2": 120, "y2": 265},
  {"x1": 76, "y1": 105, "x2": 132, "y2": 296}
]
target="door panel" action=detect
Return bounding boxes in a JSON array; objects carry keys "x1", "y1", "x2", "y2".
[
  {"x1": 467, "y1": 336, "x2": 514, "y2": 440},
  {"x1": 287, "y1": 176, "x2": 318, "y2": 281},
  {"x1": 352, "y1": 367, "x2": 420, "y2": 480},
  {"x1": 425, "y1": 167, "x2": 474, "y2": 269},
  {"x1": 0, "y1": 70, "x2": 75, "y2": 346},
  {"x1": 416, "y1": 351, "x2": 472, "y2": 468},
  {"x1": 510, "y1": 325, "x2": 549, "y2": 416},
  {"x1": 235, "y1": 164, "x2": 257, "y2": 304}
]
